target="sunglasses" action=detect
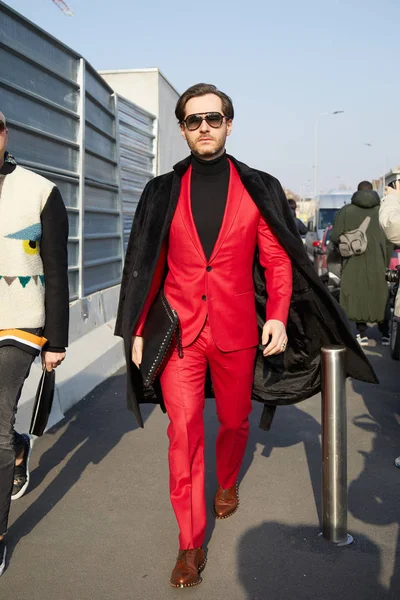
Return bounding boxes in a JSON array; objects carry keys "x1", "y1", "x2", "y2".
[
  {"x1": 0, "y1": 120, "x2": 6, "y2": 134},
  {"x1": 388, "y1": 179, "x2": 400, "y2": 190},
  {"x1": 182, "y1": 112, "x2": 229, "y2": 131}
]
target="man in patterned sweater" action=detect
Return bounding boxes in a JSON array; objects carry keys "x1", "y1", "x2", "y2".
[{"x1": 0, "y1": 112, "x2": 69, "y2": 576}]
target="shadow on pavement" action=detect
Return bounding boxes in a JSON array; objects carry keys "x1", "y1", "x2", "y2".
[
  {"x1": 242, "y1": 403, "x2": 322, "y2": 523},
  {"x1": 237, "y1": 521, "x2": 391, "y2": 600},
  {"x1": 202, "y1": 398, "x2": 323, "y2": 548},
  {"x1": 7, "y1": 371, "x2": 154, "y2": 558}
]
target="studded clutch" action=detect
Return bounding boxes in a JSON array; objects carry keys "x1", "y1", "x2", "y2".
[{"x1": 140, "y1": 289, "x2": 183, "y2": 388}]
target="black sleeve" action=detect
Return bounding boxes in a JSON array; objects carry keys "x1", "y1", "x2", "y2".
[
  {"x1": 40, "y1": 186, "x2": 70, "y2": 350},
  {"x1": 297, "y1": 218, "x2": 308, "y2": 236},
  {"x1": 114, "y1": 181, "x2": 150, "y2": 337}
]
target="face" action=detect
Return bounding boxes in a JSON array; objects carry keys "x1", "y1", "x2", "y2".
[
  {"x1": 0, "y1": 112, "x2": 8, "y2": 161},
  {"x1": 180, "y1": 94, "x2": 232, "y2": 160}
]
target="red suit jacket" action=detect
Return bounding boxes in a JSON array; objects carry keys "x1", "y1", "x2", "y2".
[{"x1": 134, "y1": 161, "x2": 292, "y2": 351}]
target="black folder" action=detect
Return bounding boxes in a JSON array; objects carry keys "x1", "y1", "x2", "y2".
[{"x1": 29, "y1": 369, "x2": 55, "y2": 437}]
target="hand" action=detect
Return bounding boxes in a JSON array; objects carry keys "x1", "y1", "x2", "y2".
[
  {"x1": 385, "y1": 181, "x2": 400, "y2": 196},
  {"x1": 41, "y1": 351, "x2": 66, "y2": 372},
  {"x1": 131, "y1": 335, "x2": 143, "y2": 368},
  {"x1": 262, "y1": 320, "x2": 288, "y2": 356}
]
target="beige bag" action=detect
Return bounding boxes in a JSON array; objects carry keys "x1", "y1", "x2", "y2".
[{"x1": 339, "y1": 216, "x2": 371, "y2": 258}]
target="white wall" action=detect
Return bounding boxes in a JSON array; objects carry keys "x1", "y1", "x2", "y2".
[
  {"x1": 158, "y1": 72, "x2": 187, "y2": 174},
  {"x1": 100, "y1": 69, "x2": 187, "y2": 175},
  {"x1": 100, "y1": 70, "x2": 159, "y2": 116}
]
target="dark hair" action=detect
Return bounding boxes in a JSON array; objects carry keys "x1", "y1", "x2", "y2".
[
  {"x1": 357, "y1": 180, "x2": 373, "y2": 191},
  {"x1": 175, "y1": 83, "x2": 234, "y2": 123},
  {"x1": 288, "y1": 198, "x2": 297, "y2": 210}
]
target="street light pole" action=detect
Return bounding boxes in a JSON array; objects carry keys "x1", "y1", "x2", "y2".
[
  {"x1": 364, "y1": 143, "x2": 389, "y2": 196},
  {"x1": 314, "y1": 111, "x2": 344, "y2": 199}
]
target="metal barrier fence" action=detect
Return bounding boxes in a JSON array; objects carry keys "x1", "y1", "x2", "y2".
[
  {"x1": 0, "y1": 1, "x2": 156, "y2": 300},
  {"x1": 116, "y1": 95, "x2": 156, "y2": 253}
]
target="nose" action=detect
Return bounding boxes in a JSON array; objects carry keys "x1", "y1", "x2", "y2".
[{"x1": 199, "y1": 117, "x2": 210, "y2": 133}]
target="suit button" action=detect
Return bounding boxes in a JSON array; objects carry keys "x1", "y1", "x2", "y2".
[
  {"x1": 202, "y1": 295, "x2": 206, "y2": 301},
  {"x1": 133, "y1": 270, "x2": 138, "y2": 278},
  {"x1": 206, "y1": 266, "x2": 212, "y2": 272}
]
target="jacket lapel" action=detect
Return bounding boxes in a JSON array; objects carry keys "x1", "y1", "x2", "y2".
[
  {"x1": 178, "y1": 165, "x2": 207, "y2": 263},
  {"x1": 209, "y1": 160, "x2": 244, "y2": 264}
]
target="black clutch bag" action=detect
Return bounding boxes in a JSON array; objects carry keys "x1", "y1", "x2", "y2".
[
  {"x1": 140, "y1": 290, "x2": 183, "y2": 388},
  {"x1": 29, "y1": 368, "x2": 56, "y2": 437}
]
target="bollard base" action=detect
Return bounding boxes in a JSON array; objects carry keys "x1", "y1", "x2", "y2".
[
  {"x1": 336, "y1": 534, "x2": 354, "y2": 547},
  {"x1": 318, "y1": 532, "x2": 354, "y2": 546}
]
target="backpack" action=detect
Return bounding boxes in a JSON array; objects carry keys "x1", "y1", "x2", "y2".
[{"x1": 338, "y1": 216, "x2": 371, "y2": 258}]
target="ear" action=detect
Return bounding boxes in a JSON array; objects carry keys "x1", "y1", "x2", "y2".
[{"x1": 226, "y1": 119, "x2": 233, "y2": 137}]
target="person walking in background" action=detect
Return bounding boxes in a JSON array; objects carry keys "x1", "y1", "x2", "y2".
[
  {"x1": 0, "y1": 112, "x2": 69, "y2": 576},
  {"x1": 379, "y1": 180, "x2": 400, "y2": 245},
  {"x1": 330, "y1": 180, "x2": 392, "y2": 346},
  {"x1": 379, "y1": 179, "x2": 400, "y2": 468},
  {"x1": 288, "y1": 198, "x2": 307, "y2": 236}
]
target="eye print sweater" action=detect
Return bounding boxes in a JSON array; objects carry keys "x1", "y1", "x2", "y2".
[{"x1": 0, "y1": 160, "x2": 69, "y2": 352}]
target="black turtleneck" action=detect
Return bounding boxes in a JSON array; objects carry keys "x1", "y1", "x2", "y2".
[{"x1": 191, "y1": 152, "x2": 230, "y2": 260}]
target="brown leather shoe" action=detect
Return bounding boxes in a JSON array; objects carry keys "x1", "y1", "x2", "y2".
[
  {"x1": 213, "y1": 482, "x2": 239, "y2": 519},
  {"x1": 169, "y1": 548, "x2": 207, "y2": 588}
]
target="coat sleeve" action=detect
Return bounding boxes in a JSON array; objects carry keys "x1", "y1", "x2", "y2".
[
  {"x1": 40, "y1": 186, "x2": 69, "y2": 351},
  {"x1": 379, "y1": 193, "x2": 400, "y2": 245},
  {"x1": 257, "y1": 215, "x2": 292, "y2": 325},
  {"x1": 297, "y1": 218, "x2": 308, "y2": 236},
  {"x1": 132, "y1": 241, "x2": 167, "y2": 336},
  {"x1": 115, "y1": 182, "x2": 151, "y2": 337}
]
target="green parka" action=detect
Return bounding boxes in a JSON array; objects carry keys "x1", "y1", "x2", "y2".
[{"x1": 330, "y1": 190, "x2": 390, "y2": 323}]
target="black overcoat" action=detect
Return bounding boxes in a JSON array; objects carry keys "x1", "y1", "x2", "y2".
[{"x1": 115, "y1": 155, "x2": 377, "y2": 430}]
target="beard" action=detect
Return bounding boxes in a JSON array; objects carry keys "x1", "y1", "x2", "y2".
[{"x1": 186, "y1": 133, "x2": 227, "y2": 159}]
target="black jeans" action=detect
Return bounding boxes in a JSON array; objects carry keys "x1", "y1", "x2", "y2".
[{"x1": 0, "y1": 343, "x2": 37, "y2": 535}]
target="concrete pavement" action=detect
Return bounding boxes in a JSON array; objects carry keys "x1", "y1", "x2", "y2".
[{"x1": 1, "y1": 326, "x2": 400, "y2": 599}]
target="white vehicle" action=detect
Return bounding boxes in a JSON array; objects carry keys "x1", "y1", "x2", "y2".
[{"x1": 305, "y1": 191, "x2": 352, "y2": 264}]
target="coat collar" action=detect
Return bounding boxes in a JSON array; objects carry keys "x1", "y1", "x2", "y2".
[
  {"x1": 173, "y1": 154, "x2": 268, "y2": 207},
  {"x1": 0, "y1": 151, "x2": 17, "y2": 175},
  {"x1": 173, "y1": 154, "x2": 191, "y2": 177},
  {"x1": 173, "y1": 153, "x2": 257, "y2": 180},
  {"x1": 173, "y1": 153, "x2": 307, "y2": 266}
]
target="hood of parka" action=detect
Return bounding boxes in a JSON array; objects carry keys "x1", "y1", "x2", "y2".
[{"x1": 351, "y1": 190, "x2": 380, "y2": 209}]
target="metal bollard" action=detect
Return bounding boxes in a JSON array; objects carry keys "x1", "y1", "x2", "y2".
[{"x1": 320, "y1": 346, "x2": 354, "y2": 546}]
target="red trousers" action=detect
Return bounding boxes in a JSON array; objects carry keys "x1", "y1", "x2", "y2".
[{"x1": 160, "y1": 319, "x2": 257, "y2": 549}]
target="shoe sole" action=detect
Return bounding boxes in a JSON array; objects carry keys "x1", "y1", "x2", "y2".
[
  {"x1": 169, "y1": 557, "x2": 207, "y2": 588},
  {"x1": 11, "y1": 435, "x2": 33, "y2": 501},
  {"x1": 213, "y1": 502, "x2": 239, "y2": 520},
  {"x1": 0, "y1": 546, "x2": 6, "y2": 577},
  {"x1": 213, "y1": 483, "x2": 239, "y2": 520}
]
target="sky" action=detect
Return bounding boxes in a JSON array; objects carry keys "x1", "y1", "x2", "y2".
[{"x1": 4, "y1": 0, "x2": 400, "y2": 195}]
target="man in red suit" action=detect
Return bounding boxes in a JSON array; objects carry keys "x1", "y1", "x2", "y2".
[{"x1": 128, "y1": 84, "x2": 292, "y2": 587}]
